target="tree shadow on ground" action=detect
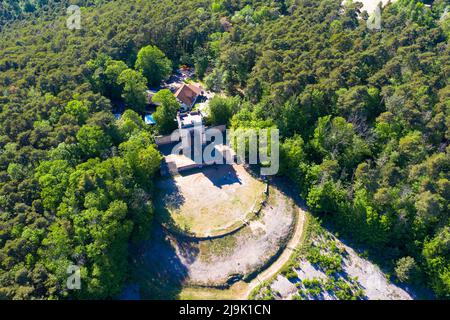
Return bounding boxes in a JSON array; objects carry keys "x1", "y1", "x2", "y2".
[
  {"x1": 200, "y1": 164, "x2": 242, "y2": 189},
  {"x1": 268, "y1": 175, "x2": 308, "y2": 211},
  {"x1": 178, "y1": 164, "x2": 242, "y2": 189},
  {"x1": 158, "y1": 175, "x2": 185, "y2": 210},
  {"x1": 154, "y1": 174, "x2": 186, "y2": 232},
  {"x1": 125, "y1": 222, "x2": 199, "y2": 300}
]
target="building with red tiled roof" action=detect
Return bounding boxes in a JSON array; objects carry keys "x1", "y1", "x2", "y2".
[{"x1": 174, "y1": 83, "x2": 203, "y2": 110}]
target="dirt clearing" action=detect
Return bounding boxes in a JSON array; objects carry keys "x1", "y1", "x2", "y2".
[{"x1": 155, "y1": 164, "x2": 266, "y2": 237}]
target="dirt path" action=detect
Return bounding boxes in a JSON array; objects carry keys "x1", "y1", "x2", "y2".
[{"x1": 242, "y1": 206, "x2": 307, "y2": 299}]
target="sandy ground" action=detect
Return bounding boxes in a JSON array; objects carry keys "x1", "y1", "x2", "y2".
[
  {"x1": 266, "y1": 235, "x2": 413, "y2": 300},
  {"x1": 271, "y1": 275, "x2": 300, "y2": 298},
  {"x1": 176, "y1": 187, "x2": 295, "y2": 285},
  {"x1": 122, "y1": 186, "x2": 298, "y2": 299},
  {"x1": 155, "y1": 164, "x2": 266, "y2": 236},
  {"x1": 340, "y1": 242, "x2": 412, "y2": 300}
]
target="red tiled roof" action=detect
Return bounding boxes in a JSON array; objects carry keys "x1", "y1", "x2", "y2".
[{"x1": 174, "y1": 84, "x2": 202, "y2": 107}]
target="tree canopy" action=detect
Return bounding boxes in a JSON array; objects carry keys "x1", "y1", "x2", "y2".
[
  {"x1": 0, "y1": 0, "x2": 448, "y2": 299},
  {"x1": 152, "y1": 89, "x2": 181, "y2": 135},
  {"x1": 135, "y1": 45, "x2": 172, "y2": 87}
]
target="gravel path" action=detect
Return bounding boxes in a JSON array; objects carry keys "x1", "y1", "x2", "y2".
[{"x1": 243, "y1": 206, "x2": 307, "y2": 299}]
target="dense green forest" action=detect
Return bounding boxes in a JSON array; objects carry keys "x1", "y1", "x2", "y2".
[
  {"x1": 0, "y1": 0, "x2": 221, "y2": 299},
  {"x1": 209, "y1": 0, "x2": 450, "y2": 298},
  {"x1": 0, "y1": 0, "x2": 448, "y2": 299},
  {"x1": 0, "y1": 1, "x2": 110, "y2": 31}
]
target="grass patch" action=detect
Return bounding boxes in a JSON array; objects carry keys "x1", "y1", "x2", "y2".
[
  {"x1": 178, "y1": 282, "x2": 248, "y2": 300},
  {"x1": 199, "y1": 235, "x2": 238, "y2": 262}
]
